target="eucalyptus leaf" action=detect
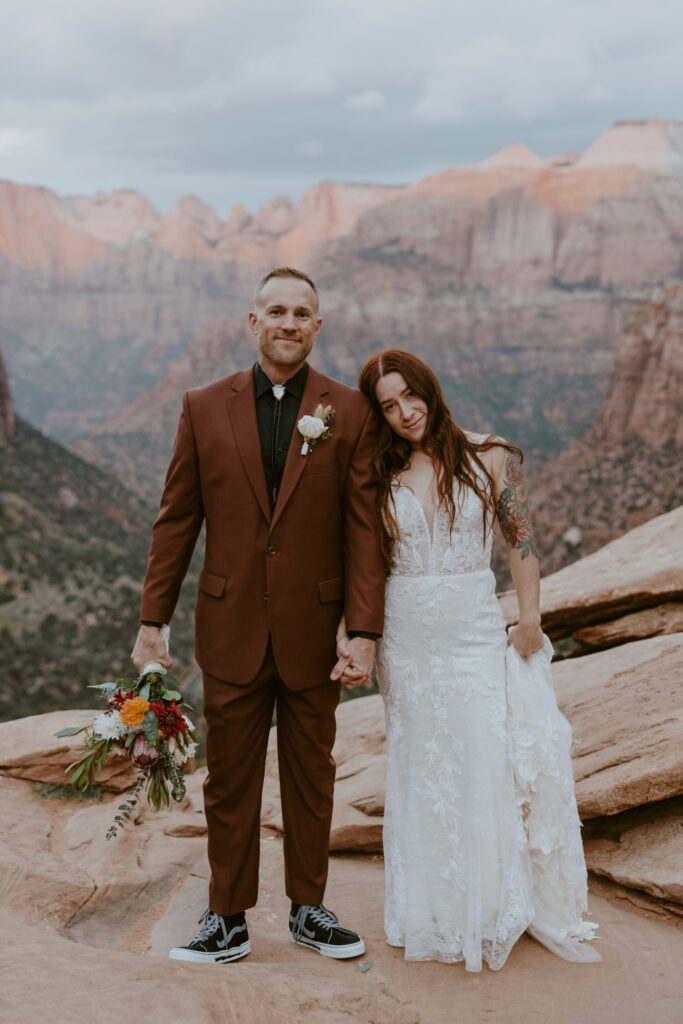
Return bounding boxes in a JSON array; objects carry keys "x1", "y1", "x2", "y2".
[
  {"x1": 355, "y1": 962, "x2": 372, "y2": 973},
  {"x1": 138, "y1": 681, "x2": 151, "y2": 702},
  {"x1": 161, "y1": 689, "x2": 182, "y2": 701},
  {"x1": 67, "y1": 762, "x2": 87, "y2": 782},
  {"x1": 55, "y1": 726, "x2": 88, "y2": 738},
  {"x1": 142, "y1": 710, "x2": 159, "y2": 743}
]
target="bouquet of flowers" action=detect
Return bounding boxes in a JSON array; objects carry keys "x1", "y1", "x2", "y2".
[{"x1": 56, "y1": 649, "x2": 197, "y2": 839}]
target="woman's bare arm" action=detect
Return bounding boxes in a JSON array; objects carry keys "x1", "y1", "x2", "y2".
[{"x1": 489, "y1": 445, "x2": 544, "y2": 657}]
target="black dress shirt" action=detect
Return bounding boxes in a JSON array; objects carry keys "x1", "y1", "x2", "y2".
[{"x1": 253, "y1": 360, "x2": 308, "y2": 508}]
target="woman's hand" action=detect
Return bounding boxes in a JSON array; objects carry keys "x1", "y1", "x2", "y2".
[{"x1": 507, "y1": 620, "x2": 544, "y2": 659}]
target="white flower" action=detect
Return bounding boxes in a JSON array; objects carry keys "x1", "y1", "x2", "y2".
[
  {"x1": 298, "y1": 415, "x2": 325, "y2": 440},
  {"x1": 92, "y1": 710, "x2": 126, "y2": 740},
  {"x1": 111, "y1": 744, "x2": 128, "y2": 756},
  {"x1": 174, "y1": 740, "x2": 198, "y2": 765}
]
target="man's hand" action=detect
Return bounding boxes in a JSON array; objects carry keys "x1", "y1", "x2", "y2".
[
  {"x1": 331, "y1": 618, "x2": 375, "y2": 688},
  {"x1": 131, "y1": 625, "x2": 173, "y2": 675},
  {"x1": 507, "y1": 620, "x2": 544, "y2": 659}
]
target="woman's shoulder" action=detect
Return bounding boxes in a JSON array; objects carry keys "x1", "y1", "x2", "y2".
[
  {"x1": 463, "y1": 429, "x2": 494, "y2": 446},
  {"x1": 464, "y1": 427, "x2": 514, "y2": 444},
  {"x1": 463, "y1": 431, "x2": 513, "y2": 476}
]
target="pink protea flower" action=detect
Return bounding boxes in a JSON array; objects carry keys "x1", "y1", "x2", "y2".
[{"x1": 131, "y1": 735, "x2": 159, "y2": 767}]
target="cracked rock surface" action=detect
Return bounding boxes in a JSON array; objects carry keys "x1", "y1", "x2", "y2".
[{"x1": 2, "y1": 697, "x2": 683, "y2": 1023}]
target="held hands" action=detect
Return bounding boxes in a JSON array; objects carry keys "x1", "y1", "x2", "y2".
[
  {"x1": 330, "y1": 616, "x2": 375, "y2": 688},
  {"x1": 507, "y1": 619, "x2": 544, "y2": 659},
  {"x1": 131, "y1": 625, "x2": 174, "y2": 675}
]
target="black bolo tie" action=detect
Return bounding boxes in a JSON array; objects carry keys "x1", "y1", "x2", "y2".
[{"x1": 270, "y1": 382, "x2": 286, "y2": 505}]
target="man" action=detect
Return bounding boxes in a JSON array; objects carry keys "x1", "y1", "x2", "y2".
[{"x1": 132, "y1": 267, "x2": 385, "y2": 964}]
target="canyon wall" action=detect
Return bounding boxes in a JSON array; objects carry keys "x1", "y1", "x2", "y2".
[{"x1": 1, "y1": 120, "x2": 682, "y2": 452}]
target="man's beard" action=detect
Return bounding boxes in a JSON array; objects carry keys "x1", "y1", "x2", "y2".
[{"x1": 261, "y1": 336, "x2": 312, "y2": 367}]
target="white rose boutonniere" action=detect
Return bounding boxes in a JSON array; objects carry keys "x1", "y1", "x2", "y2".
[{"x1": 298, "y1": 403, "x2": 334, "y2": 455}]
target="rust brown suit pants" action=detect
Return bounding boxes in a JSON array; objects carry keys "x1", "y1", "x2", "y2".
[{"x1": 202, "y1": 642, "x2": 342, "y2": 916}]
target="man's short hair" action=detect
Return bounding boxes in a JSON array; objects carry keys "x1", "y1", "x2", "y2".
[{"x1": 253, "y1": 267, "x2": 319, "y2": 310}]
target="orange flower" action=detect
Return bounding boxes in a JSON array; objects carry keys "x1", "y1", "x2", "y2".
[{"x1": 120, "y1": 696, "x2": 150, "y2": 728}]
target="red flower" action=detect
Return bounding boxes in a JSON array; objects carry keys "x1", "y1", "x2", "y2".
[
  {"x1": 109, "y1": 688, "x2": 134, "y2": 710},
  {"x1": 151, "y1": 699, "x2": 188, "y2": 738}
]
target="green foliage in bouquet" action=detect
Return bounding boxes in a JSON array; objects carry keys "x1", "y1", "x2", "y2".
[{"x1": 56, "y1": 671, "x2": 198, "y2": 839}]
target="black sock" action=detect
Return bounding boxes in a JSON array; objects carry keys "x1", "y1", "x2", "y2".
[{"x1": 217, "y1": 910, "x2": 246, "y2": 926}]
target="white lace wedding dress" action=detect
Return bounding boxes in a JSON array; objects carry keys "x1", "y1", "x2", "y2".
[{"x1": 375, "y1": 477, "x2": 600, "y2": 971}]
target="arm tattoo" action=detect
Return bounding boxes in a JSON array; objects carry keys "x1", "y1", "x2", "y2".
[{"x1": 496, "y1": 453, "x2": 538, "y2": 560}]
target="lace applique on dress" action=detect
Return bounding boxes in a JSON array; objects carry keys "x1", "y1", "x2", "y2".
[{"x1": 376, "y1": 477, "x2": 599, "y2": 970}]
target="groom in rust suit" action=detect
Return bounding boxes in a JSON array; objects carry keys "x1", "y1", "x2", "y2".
[{"x1": 132, "y1": 267, "x2": 385, "y2": 964}]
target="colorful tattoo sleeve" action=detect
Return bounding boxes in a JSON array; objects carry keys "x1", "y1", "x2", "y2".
[{"x1": 496, "y1": 453, "x2": 538, "y2": 560}]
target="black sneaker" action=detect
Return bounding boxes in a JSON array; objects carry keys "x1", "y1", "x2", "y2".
[
  {"x1": 289, "y1": 903, "x2": 365, "y2": 959},
  {"x1": 168, "y1": 909, "x2": 250, "y2": 963}
]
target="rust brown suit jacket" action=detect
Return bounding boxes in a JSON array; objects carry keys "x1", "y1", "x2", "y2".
[{"x1": 140, "y1": 364, "x2": 385, "y2": 689}]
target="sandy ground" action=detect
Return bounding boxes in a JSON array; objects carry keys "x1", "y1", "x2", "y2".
[{"x1": 6, "y1": 833, "x2": 677, "y2": 1024}]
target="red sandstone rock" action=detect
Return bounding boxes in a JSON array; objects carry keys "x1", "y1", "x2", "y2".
[
  {"x1": 595, "y1": 284, "x2": 683, "y2": 448},
  {"x1": 154, "y1": 195, "x2": 223, "y2": 259},
  {"x1": 0, "y1": 180, "x2": 106, "y2": 271},
  {"x1": 0, "y1": 709, "x2": 137, "y2": 791},
  {"x1": 583, "y1": 798, "x2": 683, "y2": 909},
  {"x1": 1, "y1": 675, "x2": 683, "y2": 1020},
  {"x1": 68, "y1": 189, "x2": 161, "y2": 244},
  {"x1": 572, "y1": 603, "x2": 683, "y2": 652},
  {"x1": 552, "y1": 634, "x2": 683, "y2": 818},
  {"x1": 4, "y1": 118, "x2": 683, "y2": 457},
  {"x1": 576, "y1": 119, "x2": 683, "y2": 172},
  {"x1": 499, "y1": 506, "x2": 683, "y2": 635},
  {"x1": 515, "y1": 283, "x2": 683, "y2": 580}
]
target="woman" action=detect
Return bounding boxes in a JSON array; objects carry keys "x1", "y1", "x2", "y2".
[{"x1": 349, "y1": 349, "x2": 599, "y2": 971}]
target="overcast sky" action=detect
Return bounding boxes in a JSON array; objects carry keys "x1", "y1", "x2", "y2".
[{"x1": 1, "y1": 0, "x2": 681, "y2": 215}]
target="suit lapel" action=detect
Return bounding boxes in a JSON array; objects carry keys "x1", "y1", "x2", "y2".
[
  {"x1": 226, "y1": 368, "x2": 271, "y2": 524},
  {"x1": 270, "y1": 365, "x2": 330, "y2": 532}
]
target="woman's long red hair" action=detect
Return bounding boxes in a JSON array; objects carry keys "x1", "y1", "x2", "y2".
[{"x1": 358, "y1": 350, "x2": 521, "y2": 571}]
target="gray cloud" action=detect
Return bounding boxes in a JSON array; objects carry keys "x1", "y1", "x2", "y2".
[{"x1": 1, "y1": 0, "x2": 681, "y2": 214}]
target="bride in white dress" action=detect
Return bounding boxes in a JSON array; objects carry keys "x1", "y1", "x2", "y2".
[{"x1": 347, "y1": 349, "x2": 600, "y2": 972}]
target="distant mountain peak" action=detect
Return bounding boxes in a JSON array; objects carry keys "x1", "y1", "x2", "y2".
[
  {"x1": 576, "y1": 119, "x2": 683, "y2": 171},
  {"x1": 480, "y1": 142, "x2": 543, "y2": 168},
  {"x1": 65, "y1": 189, "x2": 161, "y2": 244}
]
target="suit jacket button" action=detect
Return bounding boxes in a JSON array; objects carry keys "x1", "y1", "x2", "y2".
[
  {"x1": 267, "y1": 546, "x2": 277, "y2": 556},
  {"x1": 264, "y1": 592, "x2": 268, "y2": 601}
]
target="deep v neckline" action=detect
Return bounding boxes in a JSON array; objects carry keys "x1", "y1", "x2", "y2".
[{"x1": 395, "y1": 480, "x2": 437, "y2": 544}]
